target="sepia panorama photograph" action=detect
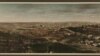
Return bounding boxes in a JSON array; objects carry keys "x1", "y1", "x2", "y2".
[{"x1": 0, "y1": 3, "x2": 100, "y2": 53}]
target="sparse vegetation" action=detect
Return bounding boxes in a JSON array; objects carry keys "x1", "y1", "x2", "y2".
[{"x1": 0, "y1": 22, "x2": 100, "y2": 53}]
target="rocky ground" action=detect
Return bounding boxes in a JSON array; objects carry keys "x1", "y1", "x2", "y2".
[{"x1": 0, "y1": 22, "x2": 100, "y2": 53}]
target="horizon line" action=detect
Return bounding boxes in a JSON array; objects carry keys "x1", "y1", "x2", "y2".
[{"x1": 0, "y1": 21, "x2": 99, "y2": 24}]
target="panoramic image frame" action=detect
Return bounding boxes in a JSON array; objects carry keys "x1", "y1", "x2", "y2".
[{"x1": 0, "y1": 3, "x2": 100, "y2": 56}]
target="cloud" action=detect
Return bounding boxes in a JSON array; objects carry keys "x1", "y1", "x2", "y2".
[{"x1": 0, "y1": 4, "x2": 99, "y2": 22}]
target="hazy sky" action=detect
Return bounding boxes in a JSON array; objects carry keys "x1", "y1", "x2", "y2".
[{"x1": 0, "y1": 4, "x2": 100, "y2": 22}]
